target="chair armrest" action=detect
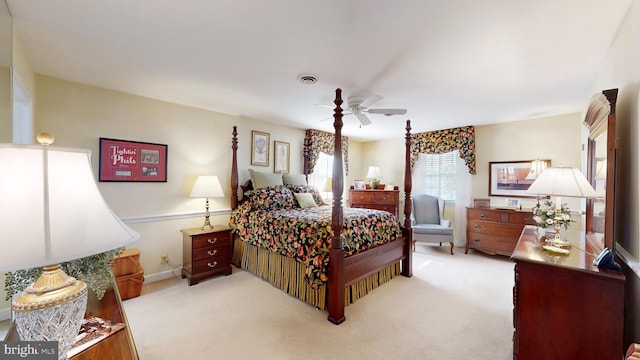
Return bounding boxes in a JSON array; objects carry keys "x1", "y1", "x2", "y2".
[{"x1": 440, "y1": 219, "x2": 451, "y2": 228}]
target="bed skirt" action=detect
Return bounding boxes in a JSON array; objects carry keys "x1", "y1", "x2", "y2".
[{"x1": 232, "y1": 236, "x2": 401, "y2": 310}]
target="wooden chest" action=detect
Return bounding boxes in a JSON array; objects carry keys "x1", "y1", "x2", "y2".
[
  {"x1": 465, "y1": 207, "x2": 535, "y2": 256},
  {"x1": 348, "y1": 189, "x2": 399, "y2": 218}
]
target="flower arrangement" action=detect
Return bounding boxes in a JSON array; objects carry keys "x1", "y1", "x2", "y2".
[{"x1": 532, "y1": 200, "x2": 573, "y2": 230}]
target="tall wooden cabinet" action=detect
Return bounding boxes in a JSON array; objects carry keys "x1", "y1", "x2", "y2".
[
  {"x1": 349, "y1": 189, "x2": 399, "y2": 218},
  {"x1": 511, "y1": 226, "x2": 625, "y2": 360},
  {"x1": 465, "y1": 207, "x2": 535, "y2": 256}
]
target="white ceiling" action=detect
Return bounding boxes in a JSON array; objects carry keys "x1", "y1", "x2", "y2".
[{"x1": 6, "y1": 0, "x2": 632, "y2": 141}]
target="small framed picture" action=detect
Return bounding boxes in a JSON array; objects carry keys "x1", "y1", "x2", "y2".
[
  {"x1": 354, "y1": 180, "x2": 365, "y2": 189},
  {"x1": 506, "y1": 198, "x2": 520, "y2": 208},
  {"x1": 251, "y1": 130, "x2": 269, "y2": 166},
  {"x1": 473, "y1": 198, "x2": 491, "y2": 208},
  {"x1": 274, "y1": 141, "x2": 290, "y2": 173}
]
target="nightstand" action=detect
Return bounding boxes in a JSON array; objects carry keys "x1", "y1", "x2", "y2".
[{"x1": 181, "y1": 225, "x2": 232, "y2": 286}]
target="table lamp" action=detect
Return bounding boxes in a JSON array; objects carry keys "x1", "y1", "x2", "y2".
[
  {"x1": 366, "y1": 166, "x2": 381, "y2": 189},
  {"x1": 0, "y1": 135, "x2": 140, "y2": 360},
  {"x1": 527, "y1": 166, "x2": 597, "y2": 245},
  {"x1": 190, "y1": 175, "x2": 224, "y2": 230}
]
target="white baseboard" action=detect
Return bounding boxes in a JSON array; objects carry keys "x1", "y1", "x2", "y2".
[
  {"x1": 144, "y1": 268, "x2": 181, "y2": 284},
  {"x1": 0, "y1": 306, "x2": 10, "y2": 321}
]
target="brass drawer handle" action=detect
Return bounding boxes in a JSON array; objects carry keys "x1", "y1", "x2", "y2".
[
  {"x1": 473, "y1": 224, "x2": 481, "y2": 229},
  {"x1": 474, "y1": 238, "x2": 480, "y2": 242},
  {"x1": 207, "y1": 261, "x2": 218, "y2": 268},
  {"x1": 207, "y1": 249, "x2": 218, "y2": 256},
  {"x1": 480, "y1": 213, "x2": 486, "y2": 218},
  {"x1": 208, "y1": 238, "x2": 218, "y2": 244}
]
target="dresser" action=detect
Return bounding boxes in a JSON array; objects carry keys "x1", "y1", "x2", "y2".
[
  {"x1": 348, "y1": 189, "x2": 399, "y2": 218},
  {"x1": 465, "y1": 207, "x2": 535, "y2": 256},
  {"x1": 181, "y1": 225, "x2": 232, "y2": 286},
  {"x1": 511, "y1": 226, "x2": 625, "y2": 360}
]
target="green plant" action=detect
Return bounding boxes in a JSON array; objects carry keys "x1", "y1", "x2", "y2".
[{"x1": 4, "y1": 249, "x2": 121, "y2": 301}]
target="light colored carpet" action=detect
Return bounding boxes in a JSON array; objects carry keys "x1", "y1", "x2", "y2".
[{"x1": 123, "y1": 246, "x2": 515, "y2": 360}]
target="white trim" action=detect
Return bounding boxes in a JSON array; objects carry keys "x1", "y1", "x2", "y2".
[
  {"x1": 616, "y1": 246, "x2": 640, "y2": 278},
  {"x1": 121, "y1": 208, "x2": 231, "y2": 224},
  {"x1": 144, "y1": 269, "x2": 181, "y2": 283}
]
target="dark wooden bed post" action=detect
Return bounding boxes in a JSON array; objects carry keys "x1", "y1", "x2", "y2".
[
  {"x1": 231, "y1": 126, "x2": 239, "y2": 211},
  {"x1": 402, "y1": 120, "x2": 413, "y2": 277},
  {"x1": 327, "y1": 88, "x2": 346, "y2": 325}
]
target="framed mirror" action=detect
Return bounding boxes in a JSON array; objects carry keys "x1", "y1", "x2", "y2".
[{"x1": 584, "y1": 88, "x2": 618, "y2": 252}]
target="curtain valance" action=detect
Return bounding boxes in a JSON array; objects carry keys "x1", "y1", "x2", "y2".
[
  {"x1": 303, "y1": 129, "x2": 349, "y2": 175},
  {"x1": 410, "y1": 126, "x2": 476, "y2": 174}
]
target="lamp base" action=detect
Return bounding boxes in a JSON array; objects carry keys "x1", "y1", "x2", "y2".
[{"x1": 12, "y1": 264, "x2": 88, "y2": 360}]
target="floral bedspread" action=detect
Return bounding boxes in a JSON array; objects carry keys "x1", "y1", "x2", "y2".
[{"x1": 229, "y1": 185, "x2": 402, "y2": 288}]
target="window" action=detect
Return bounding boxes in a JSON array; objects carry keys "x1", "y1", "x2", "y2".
[
  {"x1": 308, "y1": 152, "x2": 338, "y2": 199},
  {"x1": 420, "y1": 151, "x2": 457, "y2": 201}
]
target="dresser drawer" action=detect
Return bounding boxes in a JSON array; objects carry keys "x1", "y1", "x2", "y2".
[
  {"x1": 467, "y1": 231, "x2": 517, "y2": 254},
  {"x1": 468, "y1": 219, "x2": 524, "y2": 238},
  {"x1": 467, "y1": 208, "x2": 503, "y2": 222},
  {"x1": 192, "y1": 256, "x2": 230, "y2": 274},
  {"x1": 192, "y1": 231, "x2": 231, "y2": 249},
  {"x1": 507, "y1": 211, "x2": 535, "y2": 225},
  {"x1": 351, "y1": 192, "x2": 375, "y2": 203}
]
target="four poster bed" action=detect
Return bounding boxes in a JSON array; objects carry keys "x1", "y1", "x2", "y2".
[{"x1": 229, "y1": 88, "x2": 413, "y2": 324}]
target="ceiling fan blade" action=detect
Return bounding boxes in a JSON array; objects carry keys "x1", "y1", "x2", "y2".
[
  {"x1": 359, "y1": 94, "x2": 383, "y2": 109},
  {"x1": 320, "y1": 110, "x2": 353, "y2": 121},
  {"x1": 356, "y1": 112, "x2": 372, "y2": 126},
  {"x1": 366, "y1": 108, "x2": 407, "y2": 115},
  {"x1": 315, "y1": 103, "x2": 334, "y2": 109}
]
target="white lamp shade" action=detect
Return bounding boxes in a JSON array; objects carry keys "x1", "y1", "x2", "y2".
[
  {"x1": 0, "y1": 144, "x2": 140, "y2": 272},
  {"x1": 524, "y1": 159, "x2": 548, "y2": 180},
  {"x1": 323, "y1": 177, "x2": 333, "y2": 192},
  {"x1": 527, "y1": 166, "x2": 597, "y2": 198},
  {"x1": 366, "y1": 166, "x2": 381, "y2": 179},
  {"x1": 190, "y1": 175, "x2": 224, "y2": 198}
]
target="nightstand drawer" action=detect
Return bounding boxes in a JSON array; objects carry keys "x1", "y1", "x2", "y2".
[
  {"x1": 193, "y1": 244, "x2": 231, "y2": 262},
  {"x1": 192, "y1": 231, "x2": 230, "y2": 249},
  {"x1": 192, "y1": 256, "x2": 230, "y2": 274}
]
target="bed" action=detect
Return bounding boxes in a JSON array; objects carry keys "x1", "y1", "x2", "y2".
[{"x1": 229, "y1": 88, "x2": 413, "y2": 324}]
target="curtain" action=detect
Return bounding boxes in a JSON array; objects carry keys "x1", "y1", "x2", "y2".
[
  {"x1": 454, "y1": 153, "x2": 472, "y2": 247},
  {"x1": 410, "y1": 126, "x2": 476, "y2": 174},
  {"x1": 303, "y1": 129, "x2": 349, "y2": 175}
]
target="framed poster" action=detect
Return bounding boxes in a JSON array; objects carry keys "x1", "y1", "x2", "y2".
[
  {"x1": 99, "y1": 138, "x2": 168, "y2": 182},
  {"x1": 251, "y1": 130, "x2": 269, "y2": 166},
  {"x1": 274, "y1": 141, "x2": 290, "y2": 173},
  {"x1": 489, "y1": 160, "x2": 550, "y2": 197}
]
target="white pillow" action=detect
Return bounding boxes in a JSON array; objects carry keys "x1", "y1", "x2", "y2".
[
  {"x1": 294, "y1": 193, "x2": 318, "y2": 208},
  {"x1": 249, "y1": 169, "x2": 284, "y2": 189}
]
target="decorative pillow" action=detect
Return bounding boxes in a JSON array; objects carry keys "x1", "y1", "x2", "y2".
[
  {"x1": 245, "y1": 185, "x2": 295, "y2": 211},
  {"x1": 282, "y1": 173, "x2": 307, "y2": 186},
  {"x1": 286, "y1": 184, "x2": 324, "y2": 205},
  {"x1": 249, "y1": 169, "x2": 284, "y2": 189},
  {"x1": 294, "y1": 193, "x2": 318, "y2": 208}
]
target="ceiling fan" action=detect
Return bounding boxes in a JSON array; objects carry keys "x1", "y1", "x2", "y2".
[{"x1": 319, "y1": 94, "x2": 407, "y2": 126}]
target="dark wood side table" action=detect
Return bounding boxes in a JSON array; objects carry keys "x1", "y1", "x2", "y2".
[
  {"x1": 181, "y1": 225, "x2": 232, "y2": 286},
  {"x1": 5, "y1": 282, "x2": 139, "y2": 360},
  {"x1": 511, "y1": 225, "x2": 625, "y2": 360},
  {"x1": 348, "y1": 189, "x2": 400, "y2": 218}
]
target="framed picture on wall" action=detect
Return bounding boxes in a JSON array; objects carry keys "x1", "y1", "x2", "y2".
[
  {"x1": 251, "y1": 130, "x2": 269, "y2": 166},
  {"x1": 274, "y1": 141, "x2": 290, "y2": 173},
  {"x1": 488, "y1": 160, "x2": 551, "y2": 197},
  {"x1": 99, "y1": 138, "x2": 168, "y2": 182}
]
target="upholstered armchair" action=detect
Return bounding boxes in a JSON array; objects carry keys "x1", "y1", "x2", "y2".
[{"x1": 411, "y1": 194, "x2": 454, "y2": 255}]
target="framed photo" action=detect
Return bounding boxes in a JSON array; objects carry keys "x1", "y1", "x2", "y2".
[
  {"x1": 251, "y1": 130, "x2": 269, "y2": 166},
  {"x1": 354, "y1": 180, "x2": 365, "y2": 189},
  {"x1": 473, "y1": 198, "x2": 491, "y2": 208},
  {"x1": 505, "y1": 198, "x2": 520, "y2": 208},
  {"x1": 274, "y1": 141, "x2": 290, "y2": 173},
  {"x1": 489, "y1": 160, "x2": 551, "y2": 197},
  {"x1": 99, "y1": 138, "x2": 168, "y2": 182}
]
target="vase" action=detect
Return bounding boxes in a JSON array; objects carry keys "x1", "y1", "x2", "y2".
[{"x1": 544, "y1": 227, "x2": 557, "y2": 239}]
